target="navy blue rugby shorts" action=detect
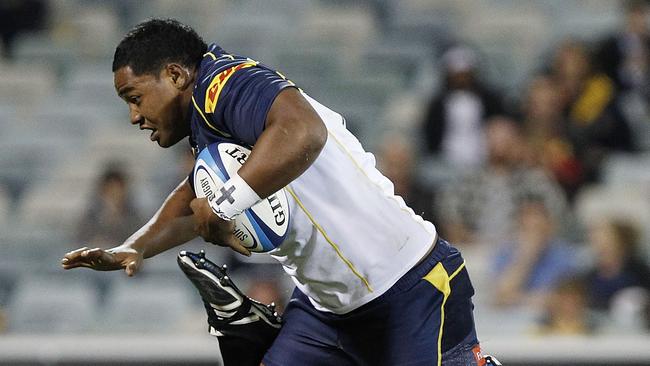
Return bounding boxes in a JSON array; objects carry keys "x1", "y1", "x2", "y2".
[{"x1": 262, "y1": 238, "x2": 482, "y2": 366}]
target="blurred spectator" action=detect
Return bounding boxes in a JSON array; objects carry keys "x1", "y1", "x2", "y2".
[
  {"x1": 585, "y1": 218, "x2": 650, "y2": 311},
  {"x1": 0, "y1": 182, "x2": 10, "y2": 225},
  {"x1": 0, "y1": 307, "x2": 6, "y2": 333},
  {"x1": 596, "y1": 0, "x2": 649, "y2": 94},
  {"x1": 76, "y1": 164, "x2": 144, "y2": 248},
  {"x1": 535, "y1": 276, "x2": 591, "y2": 335},
  {"x1": 158, "y1": 147, "x2": 196, "y2": 200},
  {"x1": 421, "y1": 45, "x2": 504, "y2": 168},
  {"x1": 438, "y1": 116, "x2": 567, "y2": 246},
  {"x1": 0, "y1": 0, "x2": 47, "y2": 59},
  {"x1": 521, "y1": 75, "x2": 584, "y2": 200},
  {"x1": 376, "y1": 132, "x2": 436, "y2": 222},
  {"x1": 596, "y1": 0, "x2": 650, "y2": 150},
  {"x1": 492, "y1": 196, "x2": 577, "y2": 308},
  {"x1": 552, "y1": 40, "x2": 636, "y2": 182}
]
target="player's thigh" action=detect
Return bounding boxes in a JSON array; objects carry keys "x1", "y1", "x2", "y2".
[
  {"x1": 339, "y1": 280, "x2": 444, "y2": 365},
  {"x1": 441, "y1": 260, "x2": 478, "y2": 349},
  {"x1": 262, "y1": 291, "x2": 354, "y2": 366},
  {"x1": 440, "y1": 254, "x2": 480, "y2": 365},
  {"x1": 343, "y1": 253, "x2": 478, "y2": 365}
]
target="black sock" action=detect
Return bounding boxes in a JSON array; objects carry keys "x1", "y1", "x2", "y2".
[{"x1": 215, "y1": 320, "x2": 281, "y2": 366}]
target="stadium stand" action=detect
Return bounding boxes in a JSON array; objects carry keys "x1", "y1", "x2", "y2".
[{"x1": 0, "y1": 1, "x2": 649, "y2": 364}]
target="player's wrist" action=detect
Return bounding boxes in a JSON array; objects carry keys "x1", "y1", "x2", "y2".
[{"x1": 208, "y1": 172, "x2": 261, "y2": 221}]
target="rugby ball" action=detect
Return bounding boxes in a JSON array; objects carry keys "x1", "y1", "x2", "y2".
[{"x1": 193, "y1": 142, "x2": 290, "y2": 253}]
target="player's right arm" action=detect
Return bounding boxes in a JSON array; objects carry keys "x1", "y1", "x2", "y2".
[{"x1": 61, "y1": 178, "x2": 198, "y2": 276}]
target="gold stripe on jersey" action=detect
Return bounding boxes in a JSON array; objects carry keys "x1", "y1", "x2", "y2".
[
  {"x1": 286, "y1": 186, "x2": 374, "y2": 293},
  {"x1": 191, "y1": 95, "x2": 231, "y2": 137},
  {"x1": 423, "y1": 261, "x2": 466, "y2": 366},
  {"x1": 275, "y1": 71, "x2": 296, "y2": 86},
  {"x1": 203, "y1": 51, "x2": 236, "y2": 61},
  {"x1": 205, "y1": 61, "x2": 257, "y2": 113}
]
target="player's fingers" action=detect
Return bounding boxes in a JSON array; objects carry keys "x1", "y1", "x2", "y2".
[
  {"x1": 62, "y1": 261, "x2": 95, "y2": 270},
  {"x1": 81, "y1": 248, "x2": 105, "y2": 261},
  {"x1": 62, "y1": 247, "x2": 90, "y2": 263},
  {"x1": 78, "y1": 248, "x2": 114, "y2": 269},
  {"x1": 189, "y1": 198, "x2": 205, "y2": 213},
  {"x1": 62, "y1": 248, "x2": 118, "y2": 271},
  {"x1": 125, "y1": 260, "x2": 140, "y2": 277},
  {"x1": 89, "y1": 248, "x2": 121, "y2": 266},
  {"x1": 62, "y1": 262, "x2": 84, "y2": 270},
  {"x1": 226, "y1": 237, "x2": 251, "y2": 257}
]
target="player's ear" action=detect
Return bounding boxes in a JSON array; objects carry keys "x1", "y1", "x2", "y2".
[{"x1": 165, "y1": 63, "x2": 192, "y2": 90}]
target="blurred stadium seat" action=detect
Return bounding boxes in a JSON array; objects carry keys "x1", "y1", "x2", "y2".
[
  {"x1": 602, "y1": 153, "x2": 650, "y2": 187},
  {"x1": 7, "y1": 276, "x2": 98, "y2": 333},
  {"x1": 11, "y1": 33, "x2": 75, "y2": 70},
  {"x1": 100, "y1": 277, "x2": 196, "y2": 333},
  {"x1": 0, "y1": 62, "x2": 57, "y2": 108}
]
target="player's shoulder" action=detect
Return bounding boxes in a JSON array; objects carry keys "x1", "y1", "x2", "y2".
[
  {"x1": 194, "y1": 44, "x2": 257, "y2": 109},
  {"x1": 197, "y1": 44, "x2": 259, "y2": 87}
]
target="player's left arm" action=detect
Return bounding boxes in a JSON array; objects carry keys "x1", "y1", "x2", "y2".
[
  {"x1": 237, "y1": 87, "x2": 327, "y2": 197},
  {"x1": 190, "y1": 87, "x2": 326, "y2": 244}
]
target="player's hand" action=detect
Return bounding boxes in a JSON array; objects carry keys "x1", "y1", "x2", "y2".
[
  {"x1": 190, "y1": 197, "x2": 251, "y2": 257},
  {"x1": 61, "y1": 246, "x2": 144, "y2": 276}
]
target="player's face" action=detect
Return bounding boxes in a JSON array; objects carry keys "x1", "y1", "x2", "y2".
[{"x1": 114, "y1": 66, "x2": 189, "y2": 148}]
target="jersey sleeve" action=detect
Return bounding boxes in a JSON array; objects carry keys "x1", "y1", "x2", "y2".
[{"x1": 207, "y1": 65, "x2": 295, "y2": 146}]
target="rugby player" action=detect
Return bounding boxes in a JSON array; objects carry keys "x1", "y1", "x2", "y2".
[{"x1": 62, "y1": 18, "x2": 500, "y2": 366}]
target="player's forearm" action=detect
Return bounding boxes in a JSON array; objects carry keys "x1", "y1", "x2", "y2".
[
  {"x1": 122, "y1": 215, "x2": 196, "y2": 258},
  {"x1": 239, "y1": 88, "x2": 327, "y2": 198},
  {"x1": 121, "y1": 178, "x2": 197, "y2": 258}
]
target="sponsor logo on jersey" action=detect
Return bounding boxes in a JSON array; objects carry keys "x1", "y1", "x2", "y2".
[{"x1": 205, "y1": 61, "x2": 257, "y2": 113}]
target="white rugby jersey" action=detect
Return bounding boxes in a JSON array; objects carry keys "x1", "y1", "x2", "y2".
[
  {"x1": 188, "y1": 46, "x2": 437, "y2": 314},
  {"x1": 269, "y1": 93, "x2": 437, "y2": 314}
]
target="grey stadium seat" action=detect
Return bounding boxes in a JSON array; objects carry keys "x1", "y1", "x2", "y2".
[
  {"x1": 100, "y1": 277, "x2": 195, "y2": 333},
  {"x1": 7, "y1": 276, "x2": 98, "y2": 333}
]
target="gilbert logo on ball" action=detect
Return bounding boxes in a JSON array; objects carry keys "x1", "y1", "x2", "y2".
[{"x1": 193, "y1": 142, "x2": 290, "y2": 252}]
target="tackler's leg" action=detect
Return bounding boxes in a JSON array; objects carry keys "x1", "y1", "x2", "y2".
[{"x1": 177, "y1": 250, "x2": 282, "y2": 366}]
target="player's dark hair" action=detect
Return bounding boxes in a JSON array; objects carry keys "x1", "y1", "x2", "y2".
[{"x1": 112, "y1": 18, "x2": 207, "y2": 75}]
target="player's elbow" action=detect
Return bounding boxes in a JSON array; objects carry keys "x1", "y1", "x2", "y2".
[
  {"x1": 288, "y1": 114, "x2": 327, "y2": 165},
  {"x1": 305, "y1": 115, "x2": 327, "y2": 155}
]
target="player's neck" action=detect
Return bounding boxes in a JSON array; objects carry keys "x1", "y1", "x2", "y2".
[{"x1": 180, "y1": 70, "x2": 199, "y2": 125}]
